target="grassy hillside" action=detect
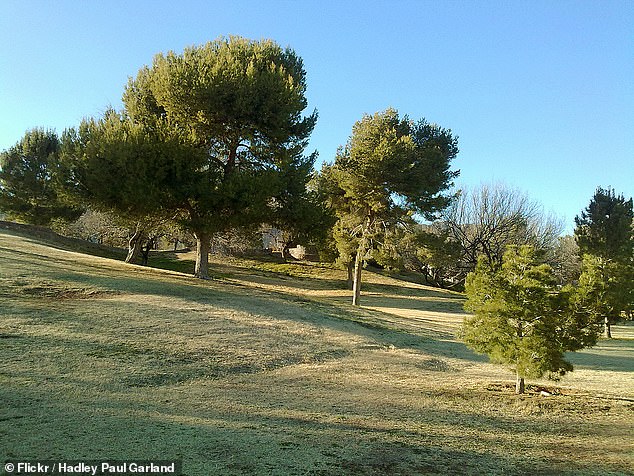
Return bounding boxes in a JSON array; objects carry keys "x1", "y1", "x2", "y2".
[{"x1": 1, "y1": 226, "x2": 632, "y2": 475}]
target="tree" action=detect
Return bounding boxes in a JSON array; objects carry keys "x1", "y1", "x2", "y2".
[
  {"x1": 574, "y1": 187, "x2": 634, "y2": 337},
  {"x1": 327, "y1": 108, "x2": 459, "y2": 305},
  {"x1": 60, "y1": 110, "x2": 192, "y2": 264},
  {"x1": 0, "y1": 129, "x2": 82, "y2": 226},
  {"x1": 575, "y1": 187, "x2": 633, "y2": 260},
  {"x1": 440, "y1": 182, "x2": 563, "y2": 285},
  {"x1": 374, "y1": 222, "x2": 462, "y2": 289},
  {"x1": 463, "y1": 245, "x2": 602, "y2": 394},
  {"x1": 122, "y1": 36, "x2": 317, "y2": 278},
  {"x1": 575, "y1": 255, "x2": 630, "y2": 338}
]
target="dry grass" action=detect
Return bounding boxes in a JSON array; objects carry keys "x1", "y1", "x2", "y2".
[{"x1": 1, "y1": 228, "x2": 633, "y2": 475}]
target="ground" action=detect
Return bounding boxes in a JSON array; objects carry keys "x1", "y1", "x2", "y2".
[{"x1": 0, "y1": 226, "x2": 632, "y2": 475}]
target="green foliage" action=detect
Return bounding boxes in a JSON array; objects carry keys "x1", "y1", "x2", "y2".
[
  {"x1": 125, "y1": 36, "x2": 316, "y2": 150},
  {"x1": 54, "y1": 37, "x2": 317, "y2": 277},
  {"x1": 316, "y1": 163, "x2": 361, "y2": 267},
  {"x1": 576, "y1": 255, "x2": 632, "y2": 325},
  {"x1": 373, "y1": 223, "x2": 462, "y2": 288},
  {"x1": 60, "y1": 110, "x2": 195, "y2": 220},
  {"x1": 574, "y1": 187, "x2": 634, "y2": 331},
  {"x1": 0, "y1": 129, "x2": 83, "y2": 225},
  {"x1": 269, "y1": 149, "x2": 335, "y2": 256},
  {"x1": 333, "y1": 108, "x2": 459, "y2": 220},
  {"x1": 463, "y1": 245, "x2": 602, "y2": 387},
  {"x1": 323, "y1": 108, "x2": 459, "y2": 302},
  {"x1": 574, "y1": 187, "x2": 633, "y2": 261},
  {"x1": 120, "y1": 37, "x2": 317, "y2": 277}
]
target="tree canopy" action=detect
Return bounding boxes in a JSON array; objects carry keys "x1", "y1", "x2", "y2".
[
  {"x1": 59, "y1": 110, "x2": 197, "y2": 263},
  {"x1": 0, "y1": 129, "x2": 82, "y2": 226},
  {"x1": 440, "y1": 182, "x2": 563, "y2": 285},
  {"x1": 575, "y1": 187, "x2": 633, "y2": 261}
]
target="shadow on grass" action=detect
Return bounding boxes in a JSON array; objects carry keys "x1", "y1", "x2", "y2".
[
  {"x1": 1, "y1": 236, "x2": 488, "y2": 369},
  {"x1": 566, "y1": 339, "x2": 634, "y2": 372},
  {"x1": 1, "y1": 382, "x2": 630, "y2": 476},
  {"x1": 0, "y1": 223, "x2": 127, "y2": 261}
]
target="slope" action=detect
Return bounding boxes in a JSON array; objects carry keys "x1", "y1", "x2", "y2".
[{"x1": 0, "y1": 226, "x2": 632, "y2": 475}]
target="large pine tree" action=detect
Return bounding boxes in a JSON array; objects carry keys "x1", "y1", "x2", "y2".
[
  {"x1": 325, "y1": 108, "x2": 459, "y2": 305},
  {"x1": 121, "y1": 37, "x2": 317, "y2": 278}
]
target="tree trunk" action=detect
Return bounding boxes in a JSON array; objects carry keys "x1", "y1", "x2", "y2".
[
  {"x1": 352, "y1": 215, "x2": 372, "y2": 306},
  {"x1": 604, "y1": 315, "x2": 612, "y2": 339},
  {"x1": 516, "y1": 371, "x2": 525, "y2": 394},
  {"x1": 280, "y1": 243, "x2": 290, "y2": 261},
  {"x1": 194, "y1": 231, "x2": 210, "y2": 279},
  {"x1": 173, "y1": 239, "x2": 179, "y2": 252},
  {"x1": 346, "y1": 261, "x2": 354, "y2": 290},
  {"x1": 141, "y1": 237, "x2": 155, "y2": 266},
  {"x1": 352, "y1": 244, "x2": 364, "y2": 306},
  {"x1": 125, "y1": 229, "x2": 145, "y2": 264}
]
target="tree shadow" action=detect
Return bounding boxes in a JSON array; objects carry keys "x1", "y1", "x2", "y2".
[
  {"x1": 566, "y1": 339, "x2": 634, "y2": 372},
  {"x1": 2, "y1": 380, "x2": 630, "y2": 476},
  {"x1": 1, "y1": 235, "x2": 486, "y2": 370}
]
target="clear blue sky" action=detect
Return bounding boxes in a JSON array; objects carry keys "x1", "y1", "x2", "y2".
[{"x1": 1, "y1": 0, "x2": 632, "y2": 233}]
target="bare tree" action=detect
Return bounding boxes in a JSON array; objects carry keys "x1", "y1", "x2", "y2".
[
  {"x1": 549, "y1": 235, "x2": 582, "y2": 285},
  {"x1": 440, "y1": 182, "x2": 563, "y2": 281}
]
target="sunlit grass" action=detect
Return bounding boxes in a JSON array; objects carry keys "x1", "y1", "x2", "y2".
[{"x1": 1, "y1": 227, "x2": 632, "y2": 475}]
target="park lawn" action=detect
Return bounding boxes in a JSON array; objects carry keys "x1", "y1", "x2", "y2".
[{"x1": 0, "y1": 227, "x2": 632, "y2": 475}]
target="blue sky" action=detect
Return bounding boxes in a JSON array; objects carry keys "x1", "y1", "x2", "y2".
[{"x1": 1, "y1": 0, "x2": 632, "y2": 233}]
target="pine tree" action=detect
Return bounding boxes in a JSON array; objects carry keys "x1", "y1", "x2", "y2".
[
  {"x1": 575, "y1": 187, "x2": 633, "y2": 260},
  {"x1": 0, "y1": 129, "x2": 82, "y2": 225},
  {"x1": 59, "y1": 110, "x2": 193, "y2": 263},
  {"x1": 574, "y1": 187, "x2": 634, "y2": 337},
  {"x1": 325, "y1": 109, "x2": 459, "y2": 305},
  {"x1": 463, "y1": 245, "x2": 601, "y2": 394},
  {"x1": 121, "y1": 37, "x2": 317, "y2": 278}
]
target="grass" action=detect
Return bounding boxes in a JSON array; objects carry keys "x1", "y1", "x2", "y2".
[{"x1": 1, "y1": 225, "x2": 633, "y2": 475}]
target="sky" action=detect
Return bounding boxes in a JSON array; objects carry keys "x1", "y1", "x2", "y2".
[{"x1": 1, "y1": 0, "x2": 632, "y2": 233}]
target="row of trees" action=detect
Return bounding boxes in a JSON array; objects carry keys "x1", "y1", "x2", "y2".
[
  {"x1": 1, "y1": 37, "x2": 330, "y2": 279},
  {"x1": 0, "y1": 37, "x2": 463, "y2": 306}
]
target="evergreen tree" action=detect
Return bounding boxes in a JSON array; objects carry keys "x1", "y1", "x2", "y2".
[
  {"x1": 326, "y1": 108, "x2": 458, "y2": 305},
  {"x1": 122, "y1": 37, "x2": 317, "y2": 278},
  {"x1": 463, "y1": 245, "x2": 602, "y2": 394},
  {"x1": 60, "y1": 110, "x2": 194, "y2": 263},
  {"x1": 0, "y1": 129, "x2": 82, "y2": 225},
  {"x1": 574, "y1": 187, "x2": 633, "y2": 337},
  {"x1": 575, "y1": 187, "x2": 633, "y2": 260}
]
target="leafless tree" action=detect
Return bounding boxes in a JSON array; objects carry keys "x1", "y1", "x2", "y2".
[{"x1": 440, "y1": 182, "x2": 564, "y2": 279}]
